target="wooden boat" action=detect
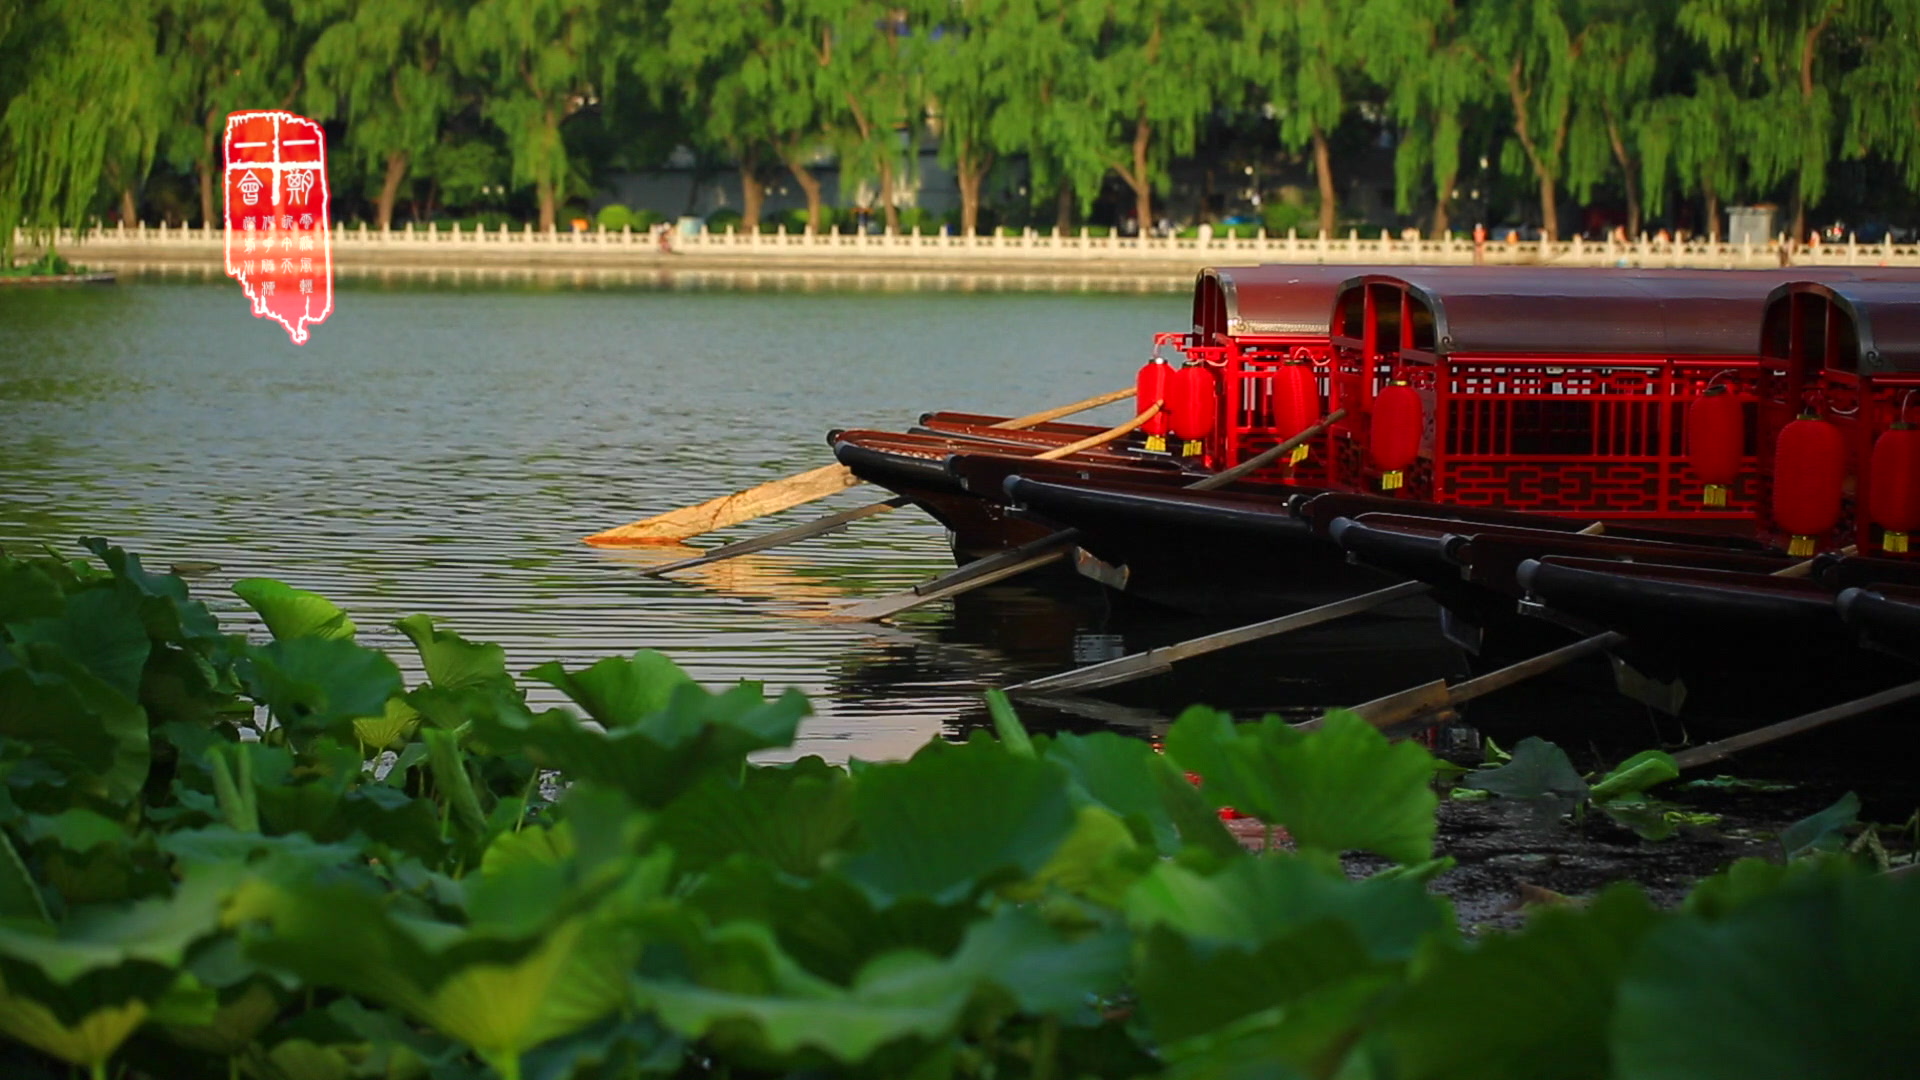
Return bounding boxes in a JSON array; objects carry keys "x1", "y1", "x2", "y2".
[{"x1": 1837, "y1": 586, "x2": 1920, "y2": 663}]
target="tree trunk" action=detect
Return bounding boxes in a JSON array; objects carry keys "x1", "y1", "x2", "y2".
[
  {"x1": 1604, "y1": 112, "x2": 1640, "y2": 236},
  {"x1": 1537, "y1": 170, "x2": 1558, "y2": 242},
  {"x1": 1430, "y1": 164, "x2": 1456, "y2": 239},
  {"x1": 1792, "y1": 186, "x2": 1806, "y2": 243},
  {"x1": 537, "y1": 176, "x2": 557, "y2": 231},
  {"x1": 1055, "y1": 184, "x2": 1073, "y2": 234},
  {"x1": 198, "y1": 124, "x2": 216, "y2": 228},
  {"x1": 957, "y1": 150, "x2": 989, "y2": 236},
  {"x1": 376, "y1": 150, "x2": 410, "y2": 230},
  {"x1": 1130, "y1": 117, "x2": 1153, "y2": 232},
  {"x1": 1311, "y1": 124, "x2": 1337, "y2": 236},
  {"x1": 537, "y1": 105, "x2": 560, "y2": 232},
  {"x1": 120, "y1": 185, "x2": 138, "y2": 225},
  {"x1": 878, "y1": 154, "x2": 898, "y2": 234},
  {"x1": 787, "y1": 157, "x2": 824, "y2": 233},
  {"x1": 739, "y1": 154, "x2": 765, "y2": 230},
  {"x1": 1703, "y1": 181, "x2": 1720, "y2": 242}
]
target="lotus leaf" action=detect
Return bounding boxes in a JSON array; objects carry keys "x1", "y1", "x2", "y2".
[
  {"x1": 524, "y1": 650, "x2": 695, "y2": 727},
  {"x1": 0, "y1": 647, "x2": 150, "y2": 803},
  {"x1": 1461, "y1": 736, "x2": 1589, "y2": 800},
  {"x1": 1613, "y1": 869, "x2": 1920, "y2": 1080},
  {"x1": 650, "y1": 756, "x2": 856, "y2": 877},
  {"x1": 1135, "y1": 922, "x2": 1385, "y2": 1046},
  {"x1": 1371, "y1": 883, "x2": 1660, "y2": 1080},
  {"x1": 81, "y1": 539, "x2": 222, "y2": 645},
  {"x1": 396, "y1": 615, "x2": 512, "y2": 691},
  {"x1": 1042, "y1": 730, "x2": 1182, "y2": 853},
  {"x1": 1587, "y1": 749, "x2": 1680, "y2": 803},
  {"x1": 5, "y1": 584, "x2": 150, "y2": 699},
  {"x1": 1009, "y1": 804, "x2": 1146, "y2": 906},
  {"x1": 0, "y1": 561, "x2": 65, "y2": 623},
  {"x1": 242, "y1": 637, "x2": 403, "y2": 742},
  {"x1": 1126, "y1": 856, "x2": 1451, "y2": 961},
  {"x1": 842, "y1": 736, "x2": 1076, "y2": 905},
  {"x1": 232, "y1": 578, "x2": 357, "y2": 641},
  {"x1": 352, "y1": 696, "x2": 420, "y2": 753},
  {"x1": 0, "y1": 832, "x2": 50, "y2": 923},
  {"x1": 1166, "y1": 708, "x2": 1437, "y2": 864},
  {"x1": 1778, "y1": 790, "x2": 1859, "y2": 859}
]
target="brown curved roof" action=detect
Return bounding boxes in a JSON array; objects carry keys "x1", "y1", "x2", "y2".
[
  {"x1": 1767, "y1": 281, "x2": 1920, "y2": 373},
  {"x1": 1195, "y1": 264, "x2": 1920, "y2": 347},
  {"x1": 1336, "y1": 271, "x2": 1792, "y2": 357}
]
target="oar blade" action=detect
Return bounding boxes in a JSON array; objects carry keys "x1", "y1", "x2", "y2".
[{"x1": 583, "y1": 464, "x2": 861, "y2": 547}]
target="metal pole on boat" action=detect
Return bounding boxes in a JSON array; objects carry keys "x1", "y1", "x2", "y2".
[
  {"x1": 815, "y1": 410, "x2": 1346, "y2": 624},
  {"x1": 581, "y1": 386, "x2": 1133, "y2": 547}
]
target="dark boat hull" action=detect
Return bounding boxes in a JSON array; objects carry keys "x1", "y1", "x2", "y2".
[
  {"x1": 1837, "y1": 587, "x2": 1920, "y2": 663},
  {"x1": 1517, "y1": 557, "x2": 1920, "y2": 717},
  {"x1": 1002, "y1": 475, "x2": 1398, "y2": 615}
]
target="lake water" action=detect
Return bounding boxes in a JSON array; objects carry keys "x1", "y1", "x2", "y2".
[{"x1": 0, "y1": 271, "x2": 1474, "y2": 762}]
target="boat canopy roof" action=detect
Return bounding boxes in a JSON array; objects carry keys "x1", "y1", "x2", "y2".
[
  {"x1": 1763, "y1": 281, "x2": 1920, "y2": 374},
  {"x1": 1333, "y1": 271, "x2": 1791, "y2": 359},
  {"x1": 1192, "y1": 265, "x2": 1365, "y2": 342}
]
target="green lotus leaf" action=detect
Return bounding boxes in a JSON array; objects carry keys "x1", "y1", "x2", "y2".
[
  {"x1": 1462, "y1": 737, "x2": 1589, "y2": 800},
  {"x1": 468, "y1": 683, "x2": 807, "y2": 810},
  {"x1": 1043, "y1": 731, "x2": 1181, "y2": 853},
  {"x1": 651, "y1": 756, "x2": 856, "y2": 877},
  {"x1": 1588, "y1": 749, "x2": 1680, "y2": 803},
  {"x1": 423, "y1": 726, "x2": 489, "y2": 843},
  {"x1": 841, "y1": 736, "x2": 1076, "y2": 905},
  {"x1": 0, "y1": 973, "x2": 156, "y2": 1070},
  {"x1": 396, "y1": 614, "x2": 511, "y2": 691},
  {"x1": 242, "y1": 637, "x2": 403, "y2": 742},
  {"x1": 1006, "y1": 804, "x2": 1147, "y2": 907},
  {"x1": 519, "y1": 1013, "x2": 684, "y2": 1080},
  {"x1": 1614, "y1": 868, "x2": 1920, "y2": 1080},
  {"x1": 1126, "y1": 855, "x2": 1451, "y2": 961},
  {"x1": 352, "y1": 697, "x2": 420, "y2": 753},
  {"x1": 1165, "y1": 708, "x2": 1438, "y2": 864},
  {"x1": 1136, "y1": 922, "x2": 1385, "y2": 1046},
  {"x1": 158, "y1": 976, "x2": 284, "y2": 1056},
  {"x1": 81, "y1": 539, "x2": 222, "y2": 645},
  {"x1": 638, "y1": 910, "x2": 1112, "y2": 1066},
  {"x1": 1372, "y1": 883, "x2": 1660, "y2": 1080},
  {"x1": 524, "y1": 650, "x2": 695, "y2": 728},
  {"x1": 0, "y1": 863, "x2": 239, "y2": 984},
  {"x1": 0, "y1": 831, "x2": 50, "y2": 924},
  {"x1": 481, "y1": 822, "x2": 575, "y2": 878},
  {"x1": 6, "y1": 584, "x2": 150, "y2": 700},
  {"x1": 1778, "y1": 790, "x2": 1859, "y2": 859},
  {"x1": 0, "y1": 561, "x2": 65, "y2": 624},
  {"x1": 682, "y1": 860, "x2": 971, "y2": 987},
  {"x1": 232, "y1": 577, "x2": 356, "y2": 642},
  {"x1": 23, "y1": 807, "x2": 128, "y2": 855},
  {"x1": 0, "y1": 646, "x2": 150, "y2": 803}
]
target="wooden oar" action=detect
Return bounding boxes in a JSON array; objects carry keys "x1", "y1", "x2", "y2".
[
  {"x1": 1009, "y1": 581, "x2": 1430, "y2": 695},
  {"x1": 643, "y1": 400, "x2": 1160, "y2": 579},
  {"x1": 582, "y1": 386, "x2": 1132, "y2": 547},
  {"x1": 818, "y1": 410, "x2": 1345, "y2": 624},
  {"x1": 636, "y1": 497, "x2": 911, "y2": 577},
  {"x1": 1327, "y1": 630, "x2": 1629, "y2": 732},
  {"x1": 1672, "y1": 677, "x2": 1920, "y2": 770}
]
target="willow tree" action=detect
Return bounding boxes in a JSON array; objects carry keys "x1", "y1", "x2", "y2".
[
  {"x1": 0, "y1": 0, "x2": 169, "y2": 256},
  {"x1": 1565, "y1": 0, "x2": 1660, "y2": 236},
  {"x1": 1241, "y1": 0, "x2": 1359, "y2": 236},
  {"x1": 1464, "y1": 0, "x2": 1580, "y2": 241},
  {"x1": 818, "y1": 0, "x2": 917, "y2": 234},
  {"x1": 158, "y1": 0, "x2": 306, "y2": 228},
  {"x1": 1355, "y1": 0, "x2": 1490, "y2": 237},
  {"x1": 1676, "y1": 0, "x2": 1856, "y2": 240},
  {"x1": 1639, "y1": 73, "x2": 1747, "y2": 239},
  {"x1": 463, "y1": 0, "x2": 623, "y2": 232},
  {"x1": 1840, "y1": 3, "x2": 1920, "y2": 200},
  {"x1": 1062, "y1": 0, "x2": 1231, "y2": 232},
  {"x1": 302, "y1": 0, "x2": 460, "y2": 230},
  {"x1": 911, "y1": 0, "x2": 1020, "y2": 236}
]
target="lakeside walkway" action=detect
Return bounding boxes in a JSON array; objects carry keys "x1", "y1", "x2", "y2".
[{"x1": 17, "y1": 221, "x2": 1920, "y2": 274}]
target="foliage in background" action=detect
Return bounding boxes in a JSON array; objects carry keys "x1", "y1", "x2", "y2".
[{"x1": 0, "y1": 540, "x2": 1915, "y2": 1080}]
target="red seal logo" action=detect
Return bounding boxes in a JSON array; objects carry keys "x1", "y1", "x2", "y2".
[{"x1": 222, "y1": 111, "x2": 333, "y2": 344}]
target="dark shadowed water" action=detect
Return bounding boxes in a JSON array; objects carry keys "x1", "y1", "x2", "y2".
[{"x1": 6, "y1": 271, "x2": 1467, "y2": 761}]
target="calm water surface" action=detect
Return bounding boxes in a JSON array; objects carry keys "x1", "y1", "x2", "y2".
[{"x1": 4, "y1": 273, "x2": 1295, "y2": 760}]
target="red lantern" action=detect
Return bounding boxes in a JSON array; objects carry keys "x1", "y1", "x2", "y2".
[
  {"x1": 1371, "y1": 381, "x2": 1423, "y2": 491},
  {"x1": 1168, "y1": 363, "x2": 1218, "y2": 457},
  {"x1": 1772, "y1": 412, "x2": 1846, "y2": 556},
  {"x1": 1274, "y1": 361, "x2": 1320, "y2": 464},
  {"x1": 1870, "y1": 421, "x2": 1920, "y2": 553},
  {"x1": 1686, "y1": 384, "x2": 1744, "y2": 507},
  {"x1": 1136, "y1": 357, "x2": 1174, "y2": 453}
]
